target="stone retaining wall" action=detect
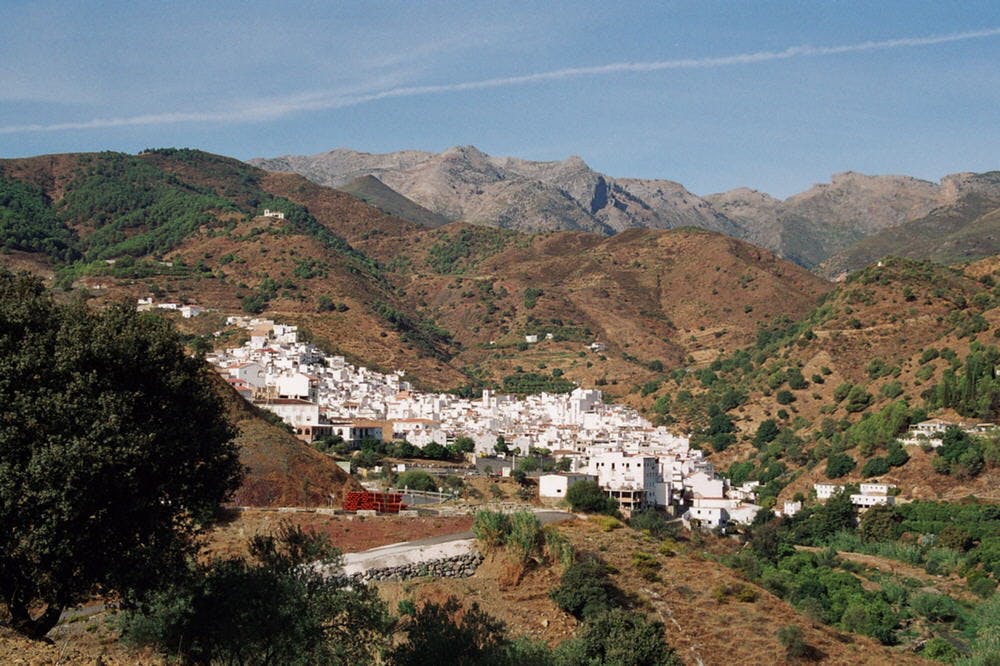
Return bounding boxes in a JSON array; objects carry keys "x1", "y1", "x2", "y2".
[{"x1": 347, "y1": 551, "x2": 484, "y2": 584}]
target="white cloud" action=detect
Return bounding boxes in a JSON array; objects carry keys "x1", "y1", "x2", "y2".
[{"x1": 2, "y1": 27, "x2": 998, "y2": 134}]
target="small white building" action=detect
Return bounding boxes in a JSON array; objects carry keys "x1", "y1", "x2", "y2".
[
  {"x1": 782, "y1": 501, "x2": 802, "y2": 517},
  {"x1": 682, "y1": 506, "x2": 728, "y2": 530},
  {"x1": 859, "y1": 482, "x2": 895, "y2": 496},
  {"x1": 525, "y1": 334, "x2": 539, "y2": 344},
  {"x1": 539, "y1": 473, "x2": 597, "y2": 501},
  {"x1": 814, "y1": 483, "x2": 844, "y2": 500},
  {"x1": 685, "y1": 471, "x2": 725, "y2": 499},
  {"x1": 230, "y1": 362, "x2": 266, "y2": 389},
  {"x1": 728, "y1": 481, "x2": 760, "y2": 502},
  {"x1": 328, "y1": 420, "x2": 383, "y2": 447},
  {"x1": 277, "y1": 372, "x2": 318, "y2": 402},
  {"x1": 589, "y1": 341, "x2": 607, "y2": 352},
  {"x1": 262, "y1": 209, "x2": 285, "y2": 219},
  {"x1": 851, "y1": 493, "x2": 895, "y2": 508}
]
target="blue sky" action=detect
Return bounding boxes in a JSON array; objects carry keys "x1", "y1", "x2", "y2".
[{"x1": 1, "y1": 1, "x2": 998, "y2": 197}]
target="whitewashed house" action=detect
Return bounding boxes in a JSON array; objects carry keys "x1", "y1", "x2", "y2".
[
  {"x1": 781, "y1": 501, "x2": 802, "y2": 517},
  {"x1": 539, "y1": 473, "x2": 597, "y2": 501},
  {"x1": 230, "y1": 362, "x2": 265, "y2": 389},
  {"x1": 851, "y1": 493, "x2": 895, "y2": 508},
  {"x1": 684, "y1": 471, "x2": 725, "y2": 499},
  {"x1": 682, "y1": 506, "x2": 728, "y2": 530},
  {"x1": 588, "y1": 452, "x2": 658, "y2": 514},
  {"x1": 814, "y1": 483, "x2": 844, "y2": 500}
]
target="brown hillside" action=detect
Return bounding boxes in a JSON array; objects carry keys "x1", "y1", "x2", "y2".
[
  {"x1": 371, "y1": 225, "x2": 831, "y2": 400},
  {"x1": 213, "y1": 373, "x2": 362, "y2": 507},
  {"x1": 229, "y1": 168, "x2": 833, "y2": 398},
  {"x1": 640, "y1": 256, "x2": 1000, "y2": 502},
  {"x1": 0, "y1": 149, "x2": 467, "y2": 389},
  {"x1": 379, "y1": 519, "x2": 932, "y2": 665}
]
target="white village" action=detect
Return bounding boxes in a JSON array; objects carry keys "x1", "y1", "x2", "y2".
[{"x1": 207, "y1": 317, "x2": 932, "y2": 531}]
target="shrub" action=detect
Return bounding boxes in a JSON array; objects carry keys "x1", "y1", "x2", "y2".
[
  {"x1": 390, "y1": 596, "x2": 519, "y2": 665},
  {"x1": 826, "y1": 453, "x2": 856, "y2": 479},
  {"x1": 592, "y1": 515, "x2": 624, "y2": 532},
  {"x1": 566, "y1": 480, "x2": 617, "y2": 514},
  {"x1": 776, "y1": 390, "x2": 795, "y2": 405},
  {"x1": 472, "y1": 510, "x2": 511, "y2": 553},
  {"x1": 629, "y1": 510, "x2": 676, "y2": 539},
  {"x1": 120, "y1": 525, "x2": 392, "y2": 664},
  {"x1": 396, "y1": 470, "x2": 438, "y2": 492},
  {"x1": 631, "y1": 552, "x2": 662, "y2": 581},
  {"x1": 911, "y1": 592, "x2": 961, "y2": 622},
  {"x1": 777, "y1": 624, "x2": 807, "y2": 658},
  {"x1": 550, "y1": 558, "x2": 619, "y2": 619},
  {"x1": 556, "y1": 609, "x2": 682, "y2": 666},
  {"x1": 861, "y1": 457, "x2": 890, "y2": 478},
  {"x1": 845, "y1": 386, "x2": 873, "y2": 413},
  {"x1": 921, "y1": 637, "x2": 959, "y2": 663},
  {"x1": 543, "y1": 527, "x2": 575, "y2": 569},
  {"x1": 507, "y1": 512, "x2": 543, "y2": 565},
  {"x1": 886, "y1": 442, "x2": 910, "y2": 467},
  {"x1": 833, "y1": 382, "x2": 854, "y2": 403}
]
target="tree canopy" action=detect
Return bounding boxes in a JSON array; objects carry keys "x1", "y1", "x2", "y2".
[{"x1": 0, "y1": 272, "x2": 243, "y2": 637}]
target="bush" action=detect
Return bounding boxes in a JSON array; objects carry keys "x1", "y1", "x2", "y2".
[
  {"x1": 826, "y1": 453, "x2": 856, "y2": 479},
  {"x1": 776, "y1": 390, "x2": 795, "y2": 405},
  {"x1": 390, "y1": 596, "x2": 519, "y2": 666},
  {"x1": 629, "y1": 510, "x2": 676, "y2": 539},
  {"x1": 472, "y1": 510, "x2": 511, "y2": 553},
  {"x1": 543, "y1": 527, "x2": 575, "y2": 570},
  {"x1": 861, "y1": 457, "x2": 890, "y2": 478},
  {"x1": 397, "y1": 470, "x2": 439, "y2": 492},
  {"x1": 507, "y1": 512, "x2": 544, "y2": 565},
  {"x1": 777, "y1": 624, "x2": 807, "y2": 658},
  {"x1": 911, "y1": 592, "x2": 961, "y2": 622},
  {"x1": 566, "y1": 480, "x2": 617, "y2": 514},
  {"x1": 592, "y1": 515, "x2": 624, "y2": 532},
  {"x1": 845, "y1": 386, "x2": 873, "y2": 413},
  {"x1": 120, "y1": 525, "x2": 392, "y2": 664},
  {"x1": 556, "y1": 609, "x2": 682, "y2": 666},
  {"x1": 550, "y1": 558, "x2": 619, "y2": 619},
  {"x1": 834, "y1": 382, "x2": 854, "y2": 402}
]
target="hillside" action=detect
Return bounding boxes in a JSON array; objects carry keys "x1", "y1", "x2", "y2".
[
  {"x1": 373, "y1": 226, "x2": 831, "y2": 399},
  {"x1": 378, "y1": 518, "x2": 934, "y2": 665},
  {"x1": 818, "y1": 174, "x2": 1000, "y2": 277},
  {"x1": 212, "y1": 373, "x2": 362, "y2": 506},
  {"x1": 707, "y1": 172, "x2": 942, "y2": 268},
  {"x1": 337, "y1": 175, "x2": 450, "y2": 228},
  {"x1": 190, "y1": 158, "x2": 833, "y2": 401},
  {"x1": 0, "y1": 149, "x2": 466, "y2": 388},
  {"x1": 635, "y1": 256, "x2": 1000, "y2": 506}
]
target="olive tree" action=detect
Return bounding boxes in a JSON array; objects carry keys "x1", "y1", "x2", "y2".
[{"x1": 0, "y1": 273, "x2": 243, "y2": 637}]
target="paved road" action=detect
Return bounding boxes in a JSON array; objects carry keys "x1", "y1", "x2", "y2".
[{"x1": 338, "y1": 509, "x2": 576, "y2": 574}]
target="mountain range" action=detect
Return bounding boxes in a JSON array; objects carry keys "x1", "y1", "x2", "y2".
[
  {"x1": 252, "y1": 147, "x2": 1000, "y2": 275},
  {"x1": 2, "y1": 146, "x2": 999, "y2": 506}
]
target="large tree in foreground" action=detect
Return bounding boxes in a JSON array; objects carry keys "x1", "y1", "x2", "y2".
[{"x1": 0, "y1": 272, "x2": 243, "y2": 637}]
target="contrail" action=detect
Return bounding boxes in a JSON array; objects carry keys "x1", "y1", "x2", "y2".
[{"x1": 2, "y1": 27, "x2": 998, "y2": 135}]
